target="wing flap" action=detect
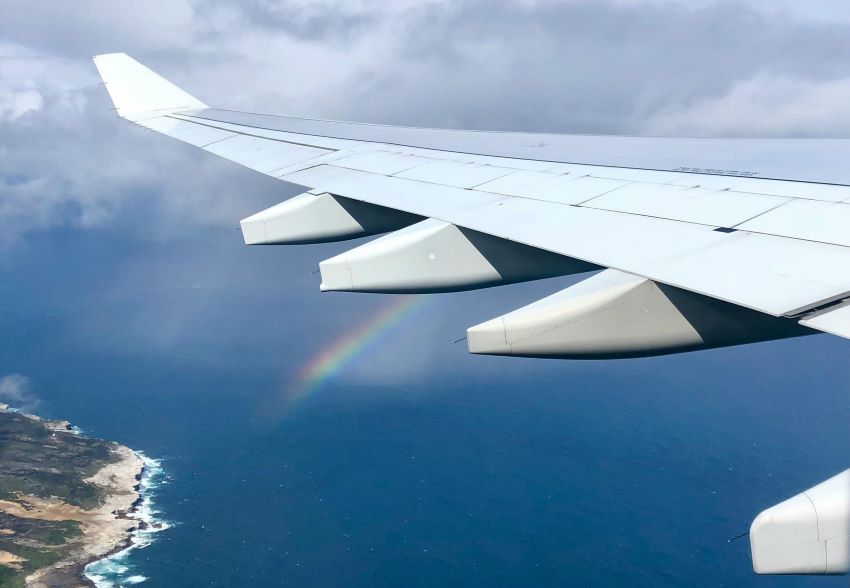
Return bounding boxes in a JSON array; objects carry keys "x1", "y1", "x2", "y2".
[
  {"x1": 738, "y1": 200, "x2": 850, "y2": 248},
  {"x1": 799, "y1": 303, "x2": 850, "y2": 339},
  {"x1": 584, "y1": 184, "x2": 788, "y2": 228},
  {"x1": 731, "y1": 178, "x2": 850, "y2": 203}
]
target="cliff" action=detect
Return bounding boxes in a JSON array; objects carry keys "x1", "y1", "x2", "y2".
[{"x1": 0, "y1": 406, "x2": 144, "y2": 587}]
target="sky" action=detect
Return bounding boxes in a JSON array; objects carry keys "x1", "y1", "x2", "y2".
[
  {"x1": 7, "y1": 0, "x2": 850, "y2": 249},
  {"x1": 2, "y1": 2, "x2": 850, "y2": 584}
]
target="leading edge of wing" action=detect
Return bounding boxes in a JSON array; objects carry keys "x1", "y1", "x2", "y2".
[
  {"x1": 93, "y1": 53, "x2": 850, "y2": 186},
  {"x1": 91, "y1": 53, "x2": 850, "y2": 325}
]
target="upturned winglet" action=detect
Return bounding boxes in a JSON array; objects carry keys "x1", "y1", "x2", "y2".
[{"x1": 92, "y1": 52, "x2": 206, "y2": 120}]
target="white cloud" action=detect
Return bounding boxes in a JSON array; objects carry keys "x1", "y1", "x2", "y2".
[
  {"x1": 643, "y1": 73, "x2": 850, "y2": 137},
  {"x1": 4, "y1": 0, "x2": 850, "y2": 248},
  {"x1": 0, "y1": 374, "x2": 40, "y2": 411}
]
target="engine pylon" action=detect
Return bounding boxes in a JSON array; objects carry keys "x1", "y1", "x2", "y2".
[{"x1": 750, "y1": 469, "x2": 849, "y2": 575}]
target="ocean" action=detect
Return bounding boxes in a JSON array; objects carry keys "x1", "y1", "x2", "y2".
[{"x1": 1, "y1": 220, "x2": 847, "y2": 587}]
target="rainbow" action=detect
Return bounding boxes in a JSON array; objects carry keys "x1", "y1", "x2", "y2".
[{"x1": 284, "y1": 295, "x2": 430, "y2": 409}]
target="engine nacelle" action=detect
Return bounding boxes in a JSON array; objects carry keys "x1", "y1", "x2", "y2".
[
  {"x1": 240, "y1": 191, "x2": 421, "y2": 245},
  {"x1": 318, "y1": 219, "x2": 596, "y2": 293},
  {"x1": 467, "y1": 269, "x2": 809, "y2": 359},
  {"x1": 750, "y1": 469, "x2": 849, "y2": 574}
]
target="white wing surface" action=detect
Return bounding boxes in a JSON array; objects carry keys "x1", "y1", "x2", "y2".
[{"x1": 93, "y1": 53, "x2": 850, "y2": 347}]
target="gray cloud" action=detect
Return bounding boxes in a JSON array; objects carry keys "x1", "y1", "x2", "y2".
[
  {"x1": 7, "y1": 0, "x2": 850, "y2": 399},
  {"x1": 4, "y1": 0, "x2": 850, "y2": 248},
  {"x1": 209, "y1": 0, "x2": 382, "y2": 42},
  {"x1": 643, "y1": 73, "x2": 850, "y2": 136}
]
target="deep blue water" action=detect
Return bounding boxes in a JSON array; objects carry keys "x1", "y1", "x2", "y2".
[{"x1": 1, "y1": 207, "x2": 848, "y2": 586}]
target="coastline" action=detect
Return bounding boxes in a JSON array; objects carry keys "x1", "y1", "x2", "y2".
[
  {"x1": 84, "y1": 453, "x2": 170, "y2": 587},
  {"x1": 0, "y1": 406, "x2": 167, "y2": 587},
  {"x1": 21, "y1": 445, "x2": 144, "y2": 587}
]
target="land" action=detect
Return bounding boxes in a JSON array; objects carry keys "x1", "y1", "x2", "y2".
[{"x1": 0, "y1": 405, "x2": 145, "y2": 587}]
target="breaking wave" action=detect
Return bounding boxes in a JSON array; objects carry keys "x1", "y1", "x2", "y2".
[{"x1": 85, "y1": 453, "x2": 171, "y2": 587}]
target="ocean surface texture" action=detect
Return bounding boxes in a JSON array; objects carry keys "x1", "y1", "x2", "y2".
[{"x1": 1, "y1": 215, "x2": 847, "y2": 587}]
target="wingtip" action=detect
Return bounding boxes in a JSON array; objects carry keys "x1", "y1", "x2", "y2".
[
  {"x1": 92, "y1": 52, "x2": 127, "y2": 60},
  {"x1": 92, "y1": 53, "x2": 206, "y2": 118}
]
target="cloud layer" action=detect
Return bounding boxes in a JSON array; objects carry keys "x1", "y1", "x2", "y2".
[{"x1": 5, "y1": 0, "x2": 850, "y2": 246}]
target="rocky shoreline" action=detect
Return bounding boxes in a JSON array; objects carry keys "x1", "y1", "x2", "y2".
[{"x1": 0, "y1": 405, "x2": 155, "y2": 587}]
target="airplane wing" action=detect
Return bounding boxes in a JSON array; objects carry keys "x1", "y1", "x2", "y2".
[{"x1": 92, "y1": 53, "x2": 849, "y2": 575}]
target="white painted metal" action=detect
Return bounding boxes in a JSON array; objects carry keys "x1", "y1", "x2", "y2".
[
  {"x1": 528, "y1": 175, "x2": 632, "y2": 205},
  {"x1": 467, "y1": 270, "x2": 705, "y2": 357},
  {"x1": 474, "y1": 170, "x2": 570, "y2": 198},
  {"x1": 282, "y1": 166, "x2": 509, "y2": 219},
  {"x1": 95, "y1": 52, "x2": 850, "y2": 330},
  {"x1": 164, "y1": 115, "x2": 761, "y2": 195},
  {"x1": 204, "y1": 135, "x2": 331, "y2": 175},
  {"x1": 483, "y1": 173, "x2": 629, "y2": 206},
  {"x1": 168, "y1": 112, "x2": 850, "y2": 208},
  {"x1": 462, "y1": 153, "x2": 564, "y2": 171},
  {"x1": 270, "y1": 149, "x2": 365, "y2": 178},
  {"x1": 555, "y1": 164, "x2": 688, "y2": 184},
  {"x1": 394, "y1": 161, "x2": 514, "y2": 189},
  {"x1": 319, "y1": 219, "x2": 594, "y2": 293},
  {"x1": 277, "y1": 165, "x2": 850, "y2": 317},
  {"x1": 178, "y1": 108, "x2": 850, "y2": 187},
  {"x1": 750, "y1": 469, "x2": 850, "y2": 574},
  {"x1": 332, "y1": 150, "x2": 433, "y2": 175},
  {"x1": 637, "y1": 229, "x2": 850, "y2": 317},
  {"x1": 137, "y1": 116, "x2": 236, "y2": 147},
  {"x1": 738, "y1": 199, "x2": 850, "y2": 247},
  {"x1": 170, "y1": 113, "x2": 363, "y2": 151},
  {"x1": 732, "y1": 177, "x2": 850, "y2": 203},
  {"x1": 240, "y1": 192, "x2": 418, "y2": 245},
  {"x1": 584, "y1": 184, "x2": 789, "y2": 228},
  {"x1": 668, "y1": 174, "x2": 756, "y2": 191},
  {"x1": 800, "y1": 302, "x2": 850, "y2": 339},
  {"x1": 449, "y1": 197, "x2": 850, "y2": 317},
  {"x1": 467, "y1": 269, "x2": 805, "y2": 358},
  {"x1": 92, "y1": 53, "x2": 206, "y2": 118}
]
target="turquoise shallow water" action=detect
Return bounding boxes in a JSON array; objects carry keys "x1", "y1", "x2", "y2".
[{"x1": 1, "y1": 225, "x2": 847, "y2": 587}]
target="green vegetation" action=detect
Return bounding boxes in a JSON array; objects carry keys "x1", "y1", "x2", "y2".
[
  {"x1": 0, "y1": 411, "x2": 119, "y2": 509},
  {"x1": 0, "y1": 410, "x2": 124, "y2": 586},
  {"x1": 0, "y1": 515, "x2": 83, "y2": 588}
]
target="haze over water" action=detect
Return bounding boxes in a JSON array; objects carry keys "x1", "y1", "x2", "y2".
[{"x1": 1, "y1": 217, "x2": 847, "y2": 586}]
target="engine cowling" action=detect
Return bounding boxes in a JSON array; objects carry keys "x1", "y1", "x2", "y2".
[
  {"x1": 319, "y1": 219, "x2": 596, "y2": 293},
  {"x1": 240, "y1": 191, "x2": 421, "y2": 245},
  {"x1": 467, "y1": 269, "x2": 809, "y2": 359}
]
